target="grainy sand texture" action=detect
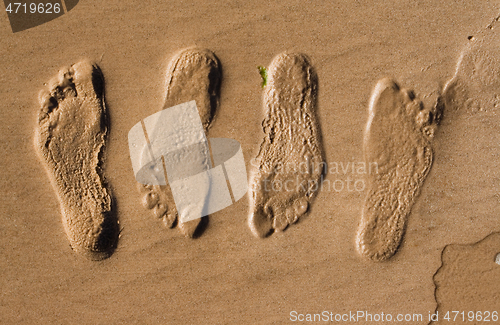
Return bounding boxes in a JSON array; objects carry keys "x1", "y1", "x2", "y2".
[
  {"x1": 1, "y1": 0, "x2": 500, "y2": 324},
  {"x1": 35, "y1": 60, "x2": 118, "y2": 260},
  {"x1": 249, "y1": 52, "x2": 324, "y2": 237},
  {"x1": 356, "y1": 78, "x2": 439, "y2": 262},
  {"x1": 137, "y1": 48, "x2": 221, "y2": 238}
]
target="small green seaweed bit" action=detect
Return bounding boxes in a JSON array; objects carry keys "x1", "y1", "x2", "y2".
[{"x1": 257, "y1": 66, "x2": 267, "y2": 88}]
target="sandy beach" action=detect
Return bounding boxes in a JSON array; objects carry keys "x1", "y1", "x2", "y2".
[{"x1": 1, "y1": 1, "x2": 499, "y2": 324}]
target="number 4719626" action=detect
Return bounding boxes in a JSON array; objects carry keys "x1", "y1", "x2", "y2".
[
  {"x1": 443, "y1": 311, "x2": 498, "y2": 322},
  {"x1": 5, "y1": 3, "x2": 61, "y2": 14}
]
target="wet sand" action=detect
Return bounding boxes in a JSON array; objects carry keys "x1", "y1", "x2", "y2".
[{"x1": 1, "y1": 1, "x2": 499, "y2": 323}]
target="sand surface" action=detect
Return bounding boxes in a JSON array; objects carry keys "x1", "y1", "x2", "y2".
[{"x1": 1, "y1": 1, "x2": 500, "y2": 324}]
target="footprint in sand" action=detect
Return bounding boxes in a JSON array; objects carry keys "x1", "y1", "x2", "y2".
[
  {"x1": 137, "y1": 48, "x2": 222, "y2": 238},
  {"x1": 248, "y1": 52, "x2": 324, "y2": 238},
  {"x1": 356, "y1": 78, "x2": 441, "y2": 262},
  {"x1": 442, "y1": 16, "x2": 500, "y2": 113},
  {"x1": 429, "y1": 22, "x2": 500, "y2": 318},
  {"x1": 35, "y1": 61, "x2": 118, "y2": 260}
]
